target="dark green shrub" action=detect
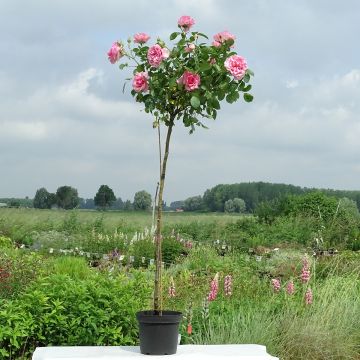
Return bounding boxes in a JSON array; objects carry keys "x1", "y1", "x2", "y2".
[
  {"x1": 0, "y1": 271, "x2": 151, "y2": 358},
  {"x1": 162, "y1": 237, "x2": 187, "y2": 266},
  {"x1": 131, "y1": 239, "x2": 155, "y2": 268},
  {"x1": 0, "y1": 249, "x2": 45, "y2": 299}
]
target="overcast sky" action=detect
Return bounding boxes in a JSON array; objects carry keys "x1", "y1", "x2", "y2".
[{"x1": 1, "y1": 0, "x2": 359, "y2": 203}]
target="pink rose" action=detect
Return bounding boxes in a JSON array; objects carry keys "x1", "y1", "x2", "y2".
[
  {"x1": 185, "y1": 43, "x2": 196, "y2": 53},
  {"x1": 107, "y1": 42, "x2": 124, "y2": 64},
  {"x1": 133, "y1": 33, "x2": 150, "y2": 44},
  {"x1": 224, "y1": 55, "x2": 248, "y2": 80},
  {"x1": 147, "y1": 44, "x2": 169, "y2": 67},
  {"x1": 162, "y1": 47, "x2": 170, "y2": 59},
  {"x1": 132, "y1": 72, "x2": 149, "y2": 93},
  {"x1": 178, "y1": 15, "x2": 195, "y2": 32},
  {"x1": 213, "y1": 31, "x2": 236, "y2": 47},
  {"x1": 177, "y1": 71, "x2": 200, "y2": 92}
]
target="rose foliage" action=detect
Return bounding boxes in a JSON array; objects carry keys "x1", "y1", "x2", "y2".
[{"x1": 108, "y1": 15, "x2": 254, "y2": 132}]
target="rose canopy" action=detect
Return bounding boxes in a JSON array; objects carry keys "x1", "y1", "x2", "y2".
[{"x1": 108, "y1": 15, "x2": 254, "y2": 313}]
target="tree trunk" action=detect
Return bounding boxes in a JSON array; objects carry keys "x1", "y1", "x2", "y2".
[{"x1": 153, "y1": 120, "x2": 174, "y2": 314}]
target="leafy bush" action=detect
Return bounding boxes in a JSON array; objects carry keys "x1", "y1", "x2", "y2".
[
  {"x1": 0, "y1": 236, "x2": 13, "y2": 249},
  {"x1": 162, "y1": 237, "x2": 187, "y2": 266},
  {"x1": 0, "y1": 249, "x2": 45, "y2": 299},
  {"x1": 131, "y1": 239, "x2": 155, "y2": 268},
  {"x1": 0, "y1": 271, "x2": 152, "y2": 358}
]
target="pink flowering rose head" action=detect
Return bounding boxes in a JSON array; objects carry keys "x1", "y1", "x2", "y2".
[
  {"x1": 177, "y1": 71, "x2": 200, "y2": 91},
  {"x1": 107, "y1": 42, "x2": 124, "y2": 64},
  {"x1": 147, "y1": 44, "x2": 169, "y2": 67},
  {"x1": 162, "y1": 47, "x2": 170, "y2": 59},
  {"x1": 133, "y1": 32, "x2": 150, "y2": 44},
  {"x1": 213, "y1": 31, "x2": 236, "y2": 47},
  {"x1": 224, "y1": 55, "x2": 248, "y2": 80},
  {"x1": 178, "y1": 15, "x2": 195, "y2": 31},
  {"x1": 132, "y1": 72, "x2": 149, "y2": 93},
  {"x1": 185, "y1": 43, "x2": 196, "y2": 53}
]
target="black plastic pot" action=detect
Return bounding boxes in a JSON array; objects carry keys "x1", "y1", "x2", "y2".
[{"x1": 136, "y1": 310, "x2": 182, "y2": 355}]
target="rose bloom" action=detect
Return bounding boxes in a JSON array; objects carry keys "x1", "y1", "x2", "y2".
[
  {"x1": 185, "y1": 43, "x2": 196, "y2": 53},
  {"x1": 107, "y1": 42, "x2": 124, "y2": 64},
  {"x1": 133, "y1": 32, "x2": 150, "y2": 44},
  {"x1": 147, "y1": 44, "x2": 169, "y2": 67},
  {"x1": 213, "y1": 31, "x2": 236, "y2": 46},
  {"x1": 224, "y1": 55, "x2": 248, "y2": 80},
  {"x1": 162, "y1": 47, "x2": 170, "y2": 59},
  {"x1": 177, "y1": 71, "x2": 200, "y2": 91},
  {"x1": 178, "y1": 15, "x2": 195, "y2": 31},
  {"x1": 132, "y1": 72, "x2": 149, "y2": 93}
]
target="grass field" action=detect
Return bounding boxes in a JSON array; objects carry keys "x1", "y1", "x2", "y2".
[
  {"x1": 0, "y1": 207, "x2": 359, "y2": 359},
  {"x1": 0, "y1": 208, "x2": 243, "y2": 231}
]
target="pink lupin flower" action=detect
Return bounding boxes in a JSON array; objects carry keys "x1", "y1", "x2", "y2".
[
  {"x1": 305, "y1": 287, "x2": 313, "y2": 305},
  {"x1": 286, "y1": 280, "x2": 295, "y2": 295},
  {"x1": 271, "y1": 278, "x2": 281, "y2": 293},
  {"x1": 168, "y1": 277, "x2": 176, "y2": 298},
  {"x1": 207, "y1": 273, "x2": 219, "y2": 301},
  {"x1": 301, "y1": 256, "x2": 311, "y2": 284},
  {"x1": 224, "y1": 274, "x2": 232, "y2": 296}
]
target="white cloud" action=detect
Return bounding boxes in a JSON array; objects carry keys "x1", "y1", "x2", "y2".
[
  {"x1": 1, "y1": 121, "x2": 48, "y2": 141},
  {"x1": 285, "y1": 80, "x2": 299, "y2": 89}
]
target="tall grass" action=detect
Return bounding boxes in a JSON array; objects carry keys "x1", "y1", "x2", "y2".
[{"x1": 191, "y1": 273, "x2": 360, "y2": 360}]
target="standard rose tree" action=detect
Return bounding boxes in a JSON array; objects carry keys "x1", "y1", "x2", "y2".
[{"x1": 108, "y1": 15, "x2": 254, "y2": 314}]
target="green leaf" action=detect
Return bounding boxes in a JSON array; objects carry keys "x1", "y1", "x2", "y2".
[
  {"x1": 190, "y1": 96, "x2": 201, "y2": 109},
  {"x1": 243, "y1": 84, "x2": 252, "y2": 92},
  {"x1": 119, "y1": 63, "x2": 128, "y2": 70},
  {"x1": 246, "y1": 68, "x2": 255, "y2": 76},
  {"x1": 243, "y1": 93, "x2": 254, "y2": 102},
  {"x1": 217, "y1": 90, "x2": 226, "y2": 101},
  {"x1": 212, "y1": 109, "x2": 217, "y2": 120},
  {"x1": 226, "y1": 92, "x2": 240, "y2": 104},
  {"x1": 122, "y1": 82, "x2": 127, "y2": 94},
  {"x1": 243, "y1": 73, "x2": 250, "y2": 83},
  {"x1": 170, "y1": 32, "x2": 180, "y2": 41},
  {"x1": 169, "y1": 77, "x2": 177, "y2": 88},
  {"x1": 197, "y1": 32, "x2": 209, "y2": 39},
  {"x1": 199, "y1": 62, "x2": 212, "y2": 71},
  {"x1": 211, "y1": 98, "x2": 220, "y2": 110}
]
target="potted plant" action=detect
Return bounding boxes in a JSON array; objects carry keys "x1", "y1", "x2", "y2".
[{"x1": 107, "y1": 15, "x2": 254, "y2": 355}]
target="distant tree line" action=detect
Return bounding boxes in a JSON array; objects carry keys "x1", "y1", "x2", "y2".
[
  {"x1": 170, "y1": 182, "x2": 360, "y2": 213},
  {"x1": 30, "y1": 185, "x2": 155, "y2": 211},
  {"x1": 3, "y1": 181, "x2": 360, "y2": 212}
]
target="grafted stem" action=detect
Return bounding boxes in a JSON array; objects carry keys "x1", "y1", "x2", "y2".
[{"x1": 153, "y1": 118, "x2": 174, "y2": 314}]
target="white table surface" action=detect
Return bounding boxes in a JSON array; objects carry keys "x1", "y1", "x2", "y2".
[{"x1": 33, "y1": 345, "x2": 279, "y2": 360}]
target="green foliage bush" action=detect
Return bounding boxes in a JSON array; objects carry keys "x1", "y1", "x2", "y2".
[
  {"x1": 0, "y1": 235, "x2": 13, "y2": 249},
  {"x1": 0, "y1": 249, "x2": 45, "y2": 299},
  {"x1": 0, "y1": 271, "x2": 152, "y2": 358},
  {"x1": 162, "y1": 237, "x2": 187, "y2": 266}
]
